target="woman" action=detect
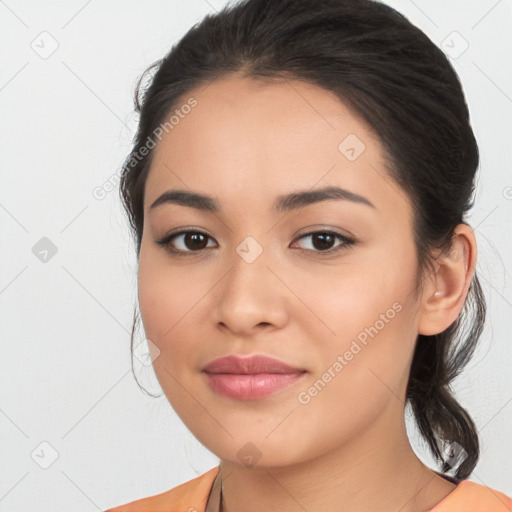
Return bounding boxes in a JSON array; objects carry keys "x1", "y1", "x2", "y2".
[{"x1": 105, "y1": 0, "x2": 511, "y2": 510}]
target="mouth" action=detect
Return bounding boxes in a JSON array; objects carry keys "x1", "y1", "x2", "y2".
[{"x1": 202, "y1": 355, "x2": 307, "y2": 400}]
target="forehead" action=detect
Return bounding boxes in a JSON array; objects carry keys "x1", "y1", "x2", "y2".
[{"x1": 144, "y1": 75, "x2": 406, "y2": 217}]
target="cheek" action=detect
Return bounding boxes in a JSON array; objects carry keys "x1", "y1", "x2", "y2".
[
  {"x1": 137, "y1": 244, "x2": 222, "y2": 404},
  {"x1": 305, "y1": 247, "x2": 420, "y2": 395},
  {"x1": 137, "y1": 254, "x2": 202, "y2": 419},
  {"x1": 137, "y1": 249, "x2": 197, "y2": 372},
  {"x1": 315, "y1": 295, "x2": 414, "y2": 402},
  {"x1": 305, "y1": 262, "x2": 414, "y2": 347},
  {"x1": 285, "y1": 276, "x2": 418, "y2": 460},
  {"x1": 138, "y1": 244, "x2": 197, "y2": 339}
]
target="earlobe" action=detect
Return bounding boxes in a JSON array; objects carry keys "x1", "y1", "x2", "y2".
[{"x1": 418, "y1": 224, "x2": 477, "y2": 336}]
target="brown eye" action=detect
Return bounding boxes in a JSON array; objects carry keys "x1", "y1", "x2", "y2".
[
  {"x1": 156, "y1": 230, "x2": 216, "y2": 255},
  {"x1": 293, "y1": 231, "x2": 355, "y2": 255},
  {"x1": 180, "y1": 232, "x2": 209, "y2": 251}
]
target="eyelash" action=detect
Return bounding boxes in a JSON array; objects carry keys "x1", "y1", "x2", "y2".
[{"x1": 155, "y1": 229, "x2": 356, "y2": 257}]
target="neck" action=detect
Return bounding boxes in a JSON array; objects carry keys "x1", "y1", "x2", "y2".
[{"x1": 218, "y1": 406, "x2": 456, "y2": 512}]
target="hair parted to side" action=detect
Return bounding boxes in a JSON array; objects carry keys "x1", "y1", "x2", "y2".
[{"x1": 119, "y1": 0, "x2": 486, "y2": 480}]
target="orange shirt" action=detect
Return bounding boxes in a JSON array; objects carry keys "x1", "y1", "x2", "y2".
[{"x1": 104, "y1": 465, "x2": 512, "y2": 511}]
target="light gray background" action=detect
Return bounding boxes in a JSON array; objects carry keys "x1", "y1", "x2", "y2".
[{"x1": 1, "y1": 1, "x2": 511, "y2": 510}]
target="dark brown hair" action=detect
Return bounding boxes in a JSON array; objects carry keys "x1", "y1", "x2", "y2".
[{"x1": 119, "y1": 0, "x2": 485, "y2": 480}]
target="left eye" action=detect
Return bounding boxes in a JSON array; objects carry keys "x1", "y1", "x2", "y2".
[
  {"x1": 156, "y1": 230, "x2": 355, "y2": 256},
  {"x1": 292, "y1": 231, "x2": 355, "y2": 254}
]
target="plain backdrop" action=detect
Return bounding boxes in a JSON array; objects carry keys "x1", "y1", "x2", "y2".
[{"x1": 1, "y1": 0, "x2": 511, "y2": 510}]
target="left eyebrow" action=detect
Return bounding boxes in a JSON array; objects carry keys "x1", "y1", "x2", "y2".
[{"x1": 149, "y1": 185, "x2": 376, "y2": 213}]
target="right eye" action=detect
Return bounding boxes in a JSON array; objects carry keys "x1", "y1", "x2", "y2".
[{"x1": 155, "y1": 230, "x2": 217, "y2": 256}]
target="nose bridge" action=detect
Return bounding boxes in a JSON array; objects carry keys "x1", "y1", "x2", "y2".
[
  {"x1": 212, "y1": 231, "x2": 287, "y2": 332},
  {"x1": 225, "y1": 232, "x2": 274, "y2": 296}
]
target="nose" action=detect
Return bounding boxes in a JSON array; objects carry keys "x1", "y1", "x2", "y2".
[{"x1": 212, "y1": 238, "x2": 289, "y2": 336}]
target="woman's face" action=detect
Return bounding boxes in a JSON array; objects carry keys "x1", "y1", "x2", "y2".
[{"x1": 138, "y1": 75, "x2": 425, "y2": 467}]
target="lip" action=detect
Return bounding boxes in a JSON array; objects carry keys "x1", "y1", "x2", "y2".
[
  {"x1": 202, "y1": 355, "x2": 305, "y2": 374},
  {"x1": 202, "y1": 355, "x2": 307, "y2": 400}
]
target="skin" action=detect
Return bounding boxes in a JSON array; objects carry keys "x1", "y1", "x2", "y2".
[{"x1": 137, "y1": 74, "x2": 477, "y2": 512}]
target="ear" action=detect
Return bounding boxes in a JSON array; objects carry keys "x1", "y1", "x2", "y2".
[{"x1": 417, "y1": 224, "x2": 477, "y2": 336}]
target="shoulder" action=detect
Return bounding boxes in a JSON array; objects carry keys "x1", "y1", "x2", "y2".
[
  {"x1": 104, "y1": 466, "x2": 220, "y2": 512},
  {"x1": 432, "y1": 479, "x2": 512, "y2": 511}
]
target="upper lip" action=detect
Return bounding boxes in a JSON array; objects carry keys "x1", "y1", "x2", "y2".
[{"x1": 202, "y1": 355, "x2": 306, "y2": 374}]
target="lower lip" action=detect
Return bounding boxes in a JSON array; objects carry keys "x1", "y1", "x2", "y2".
[{"x1": 203, "y1": 372, "x2": 306, "y2": 400}]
